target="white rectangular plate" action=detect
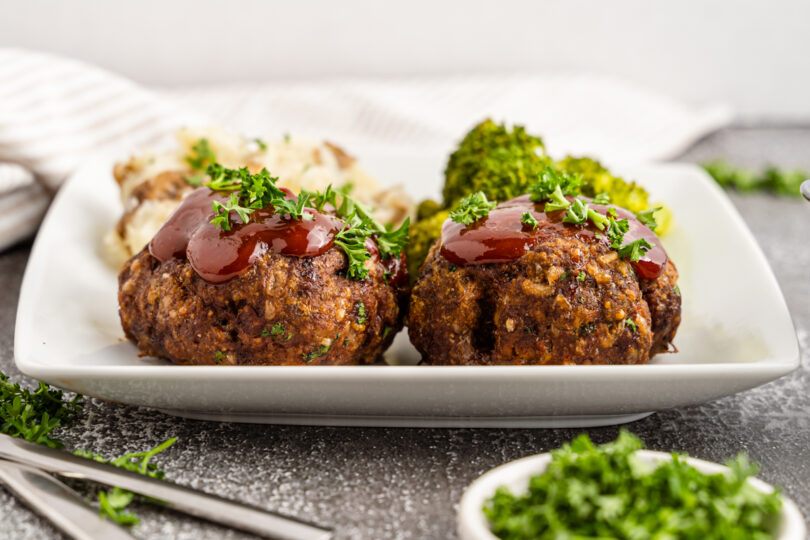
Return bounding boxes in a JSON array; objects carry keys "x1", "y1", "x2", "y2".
[{"x1": 14, "y1": 153, "x2": 799, "y2": 427}]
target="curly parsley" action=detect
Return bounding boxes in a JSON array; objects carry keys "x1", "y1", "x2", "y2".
[
  {"x1": 520, "y1": 212, "x2": 538, "y2": 230},
  {"x1": 0, "y1": 373, "x2": 82, "y2": 448},
  {"x1": 484, "y1": 431, "x2": 782, "y2": 540},
  {"x1": 203, "y1": 164, "x2": 409, "y2": 281},
  {"x1": 449, "y1": 191, "x2": 497, "y2": 225},
  {"x1": 76, "y1": 438, "x2": 176, "y2": 526}
]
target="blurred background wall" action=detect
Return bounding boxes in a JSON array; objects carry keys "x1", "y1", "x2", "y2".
[{"x1": 1, "y1": 0, "x2": 808, "y2": 120}]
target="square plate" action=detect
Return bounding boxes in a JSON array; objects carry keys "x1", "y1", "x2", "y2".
[{"x1": 14, "y1": 153, "x2": 799, "y2": 427}]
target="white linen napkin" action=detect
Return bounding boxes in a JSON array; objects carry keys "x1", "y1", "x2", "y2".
[{"x1": 0, "y1": 48, "x2": 732, "y2": 252}]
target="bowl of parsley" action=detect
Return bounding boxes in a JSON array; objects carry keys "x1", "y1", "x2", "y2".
[{"x1": 458, "y1": 431, "x2": 805, "y2": 540}]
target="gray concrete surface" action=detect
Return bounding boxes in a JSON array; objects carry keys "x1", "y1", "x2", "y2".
[{"x1": 0, "y1": 126, "x2": 808, "y2": 539}]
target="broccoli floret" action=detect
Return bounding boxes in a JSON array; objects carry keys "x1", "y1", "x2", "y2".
[
  {"x1": 557, "y1": 156, "x2": 672, "y2": 235},
  {"x1": 408, "y1": 120, "x2": 673, "y2": 277},
  {"x1": 443, "y1": 119, "x2": 551, "y2": 207}
]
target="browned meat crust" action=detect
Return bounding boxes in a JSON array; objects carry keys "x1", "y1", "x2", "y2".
[
  {"x1": 408, "y1": 233, "x2": 680, "y2": 365},
  {"x1": 641, "y1": 260, "x2": 681, "y2": 355},
  {"x1": 119, "y1": 247, "x2": 405, "y2": 365}
]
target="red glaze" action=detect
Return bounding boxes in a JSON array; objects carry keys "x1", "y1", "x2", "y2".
[
  {"x1": 149, "y1": 188, "x2": 343, "y2": 284},
  {"x1": 440, "y1": 194, "x2": 667, "y2": 279}
]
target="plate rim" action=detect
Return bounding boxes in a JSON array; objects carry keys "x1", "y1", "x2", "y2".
[{"x1": 13, "y1": 157, "x2": 801, "y2": 415}]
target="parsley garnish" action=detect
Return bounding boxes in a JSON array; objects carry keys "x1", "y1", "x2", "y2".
[
  {"x1": 542, "y1": 184, "x2": 571, "y2": 212},
  {"x1": 355, "y1": 301, "x2": 367, "y2": 324},
  {"x1": 75, "y1": 438, "x2": 176, "y2": 526},
  {"x1": 703, "y1": 159, "x2": 808, "y2": 197},
  {"x1": 261, "y1": 328, "x2": 270, "y2": 337},
  {"x1": 484, "y1": 431, "x2": 782, "y2": 540},
  {"x1": 186, "y1": 138, "x2": 216, "y2": 171},
  {"x1": 617, "y1": 238, "x2": 655, "y2": 262},
  {"x1": 636, "y1": 206, "x2": 662, "y2": 229},
  {"x1": 520, "y1": 212, "x2": 538, "y2": 229},
  {"x1": 202, "y1": 163, "x2": 409, "y2": 281},
  {"x1": 528, "y1": 167, "x2": 583, "y2": 202},
  {"x1": 214, "y1": 350, "x2": 225, "y2": 364},
  {"x1": 450, "y1": 191, "x2": 497, "y2": 225},
  {"x1": 0, "y1": 373, "x2": 82, "y2": 448},
  {"x1": 254, "y1": 138, "x2": 268, "y2": 152},
  {"x1": 303, "y1": 339, "x2": 336, "y2": 363},
  {"x1": 270, "y1": 322, "x2": 285, "y2": 337},
  {"x1": 382, "y1": 326, "x2": 393, "y2": 339},
  {"x1": 593, "y1": 192, "x2": 611, "y2": 204},
  {"x1": 576, "y1": 271, "x2": 586, "y2": 282},
  {"x1": 624, "y1": 318, "x2": 638, "y2": 332}
]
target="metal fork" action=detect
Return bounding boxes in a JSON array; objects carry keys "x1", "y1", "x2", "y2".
[{"x1": 0, "y1": 434, "x2": 331, "y2": 540}]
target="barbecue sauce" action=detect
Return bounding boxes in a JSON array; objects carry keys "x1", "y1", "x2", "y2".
[
  {"x1": 440, "y1": 195, "x2": 667, "y2": 279},
  {"x1": 150, "y1": 188, "x2": 341, "y2": 284}
]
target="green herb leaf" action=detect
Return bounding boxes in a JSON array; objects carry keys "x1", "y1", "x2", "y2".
[
  {"x1": 593, "y1": 192, "x2": 611, "y2": 204},
  {"x1": 636, "y1": 206, "x2": 662, "y2": 230},
  {"x1": 528, "y1": 167, "x2": 583, "y2": 202},
  {"x1": 543, "y1": 184, "x2": 572, "y2": 212},
  {"x1": 0, "y1": 373, "x2": 82, "y2": 448},
  {"x1": 617, "y1": 238, "x2": 654, "y2": 262},
  {"x1": 186, "y1": 138, "x2": 216, "y2": 171},
  {"x1": 562, "y1": 199, "x2": 589, "y2": 225},
  {"x1": 520, "y1": 212, "x2": 539, "y2": 230},
  {"x1": 483, "y1": 431, "x2": 781, "y2": 539},
  {"x1": 449, "y1": 192, "x2": 497, "y2": 225}
]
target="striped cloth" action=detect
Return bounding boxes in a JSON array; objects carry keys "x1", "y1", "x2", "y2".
[{"x1": 0, "y1": 48, "x2": 733, "y2": 253}]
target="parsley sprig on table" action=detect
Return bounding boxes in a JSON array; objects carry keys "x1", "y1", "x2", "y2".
[
  {"x1": 202, "y1": 163, "x2": 409, "y2": 280},
  {"x1": 484, "y1": 431, "x2": 782, "y2": 540},
  {"x1": 76, "y1": 438, "x2": 176, "y2": 526},
  {"x1": 0, "y1": 372, "x2": 82, "y2": 448},
  {"x1": 0, "y1": 369, "x2": 176, "y2": 527},
  {"x1": 703, "y1": 159, "x2": 808, "y2": 197}
]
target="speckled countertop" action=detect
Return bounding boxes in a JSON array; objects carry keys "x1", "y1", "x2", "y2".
[{"x1": 1, "y1": 126, "x2": 808, "y2": 539}]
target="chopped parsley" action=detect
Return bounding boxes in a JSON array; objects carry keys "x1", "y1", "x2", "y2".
[
  {"x1": 382, "y1": 326, "x2": 393, "y2": 339},
  {"x1": 636, "y1": 206, "x2": 662, "y2": 229},
  {"x1": 624, "y1": 318, "x2": 638, "y2": 332},
  {"x1": 484, "y1": 431, "x2": 782, "y2": 540},
  {"x1": 703, "y1": 159, "x2": 808, "y2": 197},
  {"x1": 186, "y1": 138, "x2": 216, "y2": 171},
  {"x1": 270, "y1": 322, "x2": 285, "y2": 337},
  {"x1": 0, "y1": 372, "x2": 82, "y2": 448},
  {"x1": 449, "y1": 191, "x2": 497, "y2": 225},
  {"x1": 617, "y1": 238, "x2": 655, "y2": 263},
  {"x1": 543, "y1": 184, "x2": 572, "y2": 212},
  {"x1": 184, "y1": 172, "x2": 207, "y2": 187},
  {"x1": 214, "y1": 350, "x2": 225, "y2": 364},
  {"x1": 520, "y1": 211, "x2": 538, "y2": 229},
  {"x1": 355, "y1": 301, "x2": 367, "y2": 325},
  {"x1": 0, "y1": 369, "x2": 176, "y2": 527},
  {"x1": 254, "y1": 138, "x2": 268, "y2": 152},
  {"x1": 303, "y1": 345, "x2": 330, "y2": 363},
  {"x1": 76, "y1": 438, "x2": 176, "y2": 526},
  {"x1": 203, "y1": 163, "x2": 409, "y2": 281},
  {"x1": 576, "y1": 271, "x2": 586, "y2": 282},
  {"x1": 593, "y1": 192, "x2": 611, "y2": 204},
  {"x1": 528, "y1": 167, "x2": 582, "y2": 202},
  {"x1": 261, "y1": 328, "x2": 270, "y2": 337},
  {"x1": 673, "y1": 285, "x2": 681, "y2": 296}
]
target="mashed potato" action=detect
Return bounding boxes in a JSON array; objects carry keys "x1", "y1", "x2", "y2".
[{"x1": 104, "y1": 127, "x2": 414, "y2": 268}]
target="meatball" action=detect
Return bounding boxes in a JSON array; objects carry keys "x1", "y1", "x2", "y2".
[
  {"x1": 119, "y1": 247, "x2": 404, "y2": 366},
  {"x1": 408, "y1": 233, "x2": 680, "y2": 366}
]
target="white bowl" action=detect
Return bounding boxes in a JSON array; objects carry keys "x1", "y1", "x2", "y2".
[{"x1": 458, "y1": 450, "x2": 806, "y2": 540}]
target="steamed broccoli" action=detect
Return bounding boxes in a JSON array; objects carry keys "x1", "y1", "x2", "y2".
[
  {"x1": 442, "y1": 119, "x2": 551, "y2": 207},
  {"x1": 406, "y1": 120, "x2": 673, "y2": 278}
]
